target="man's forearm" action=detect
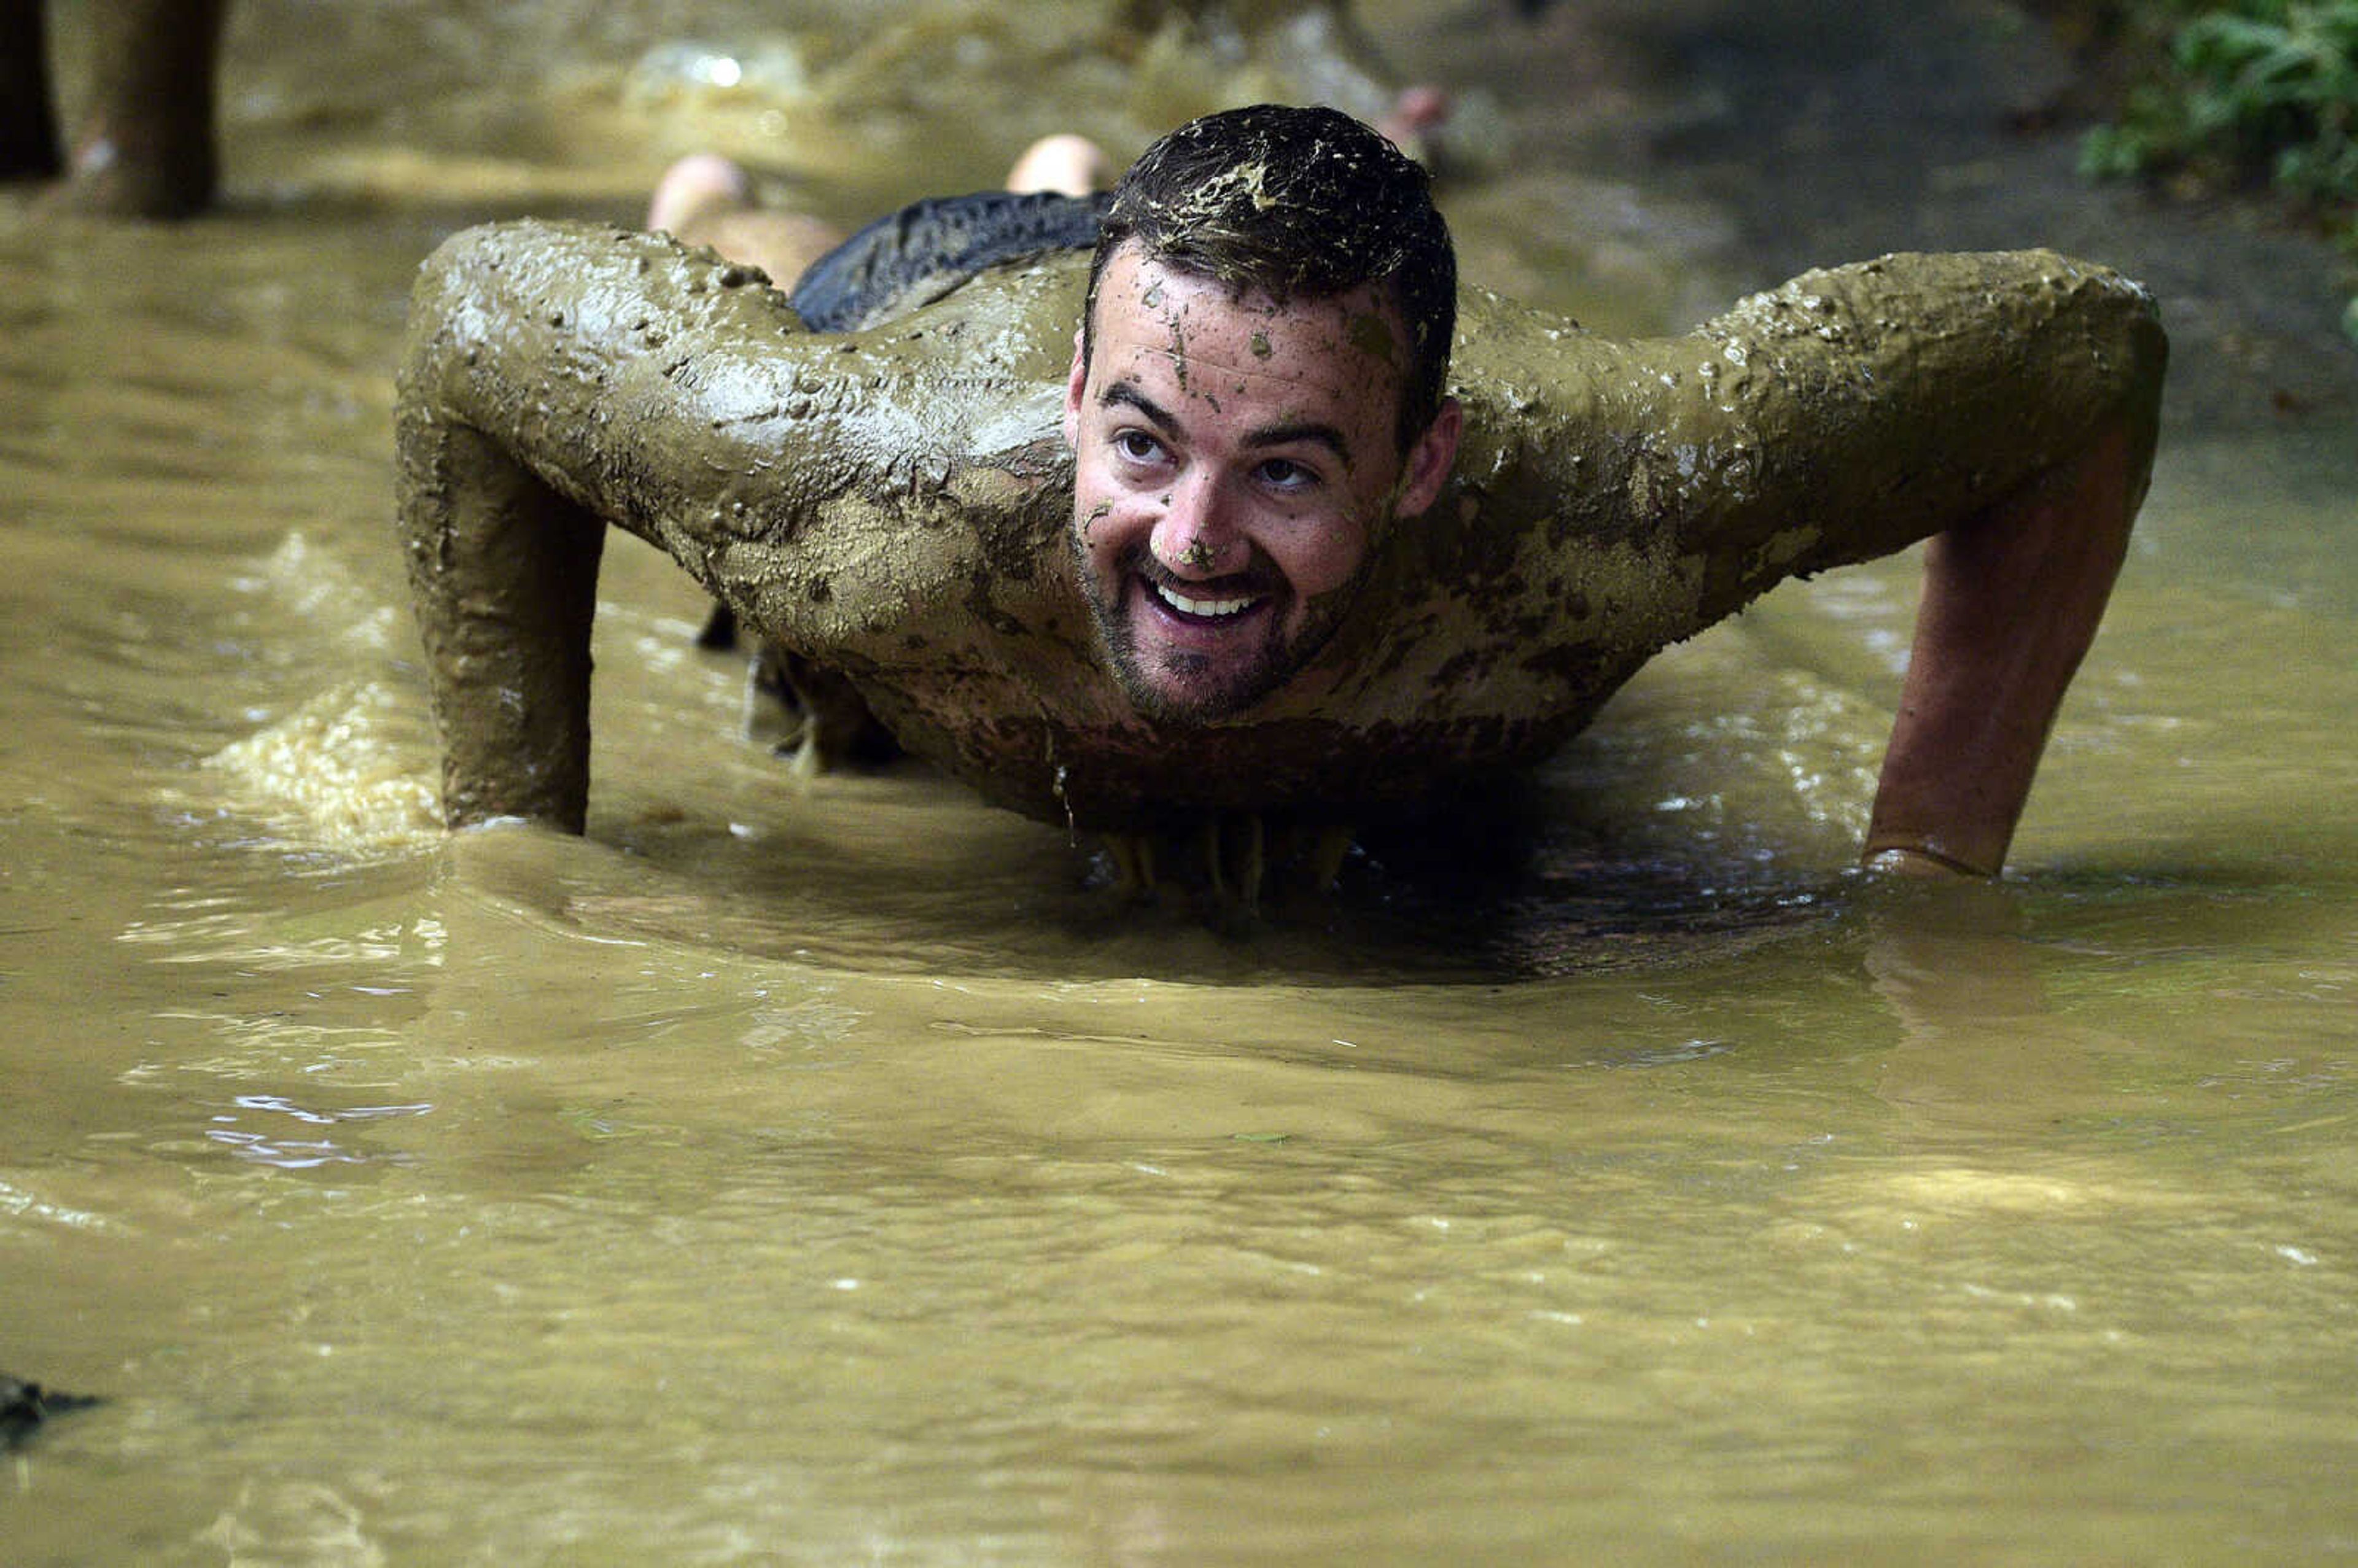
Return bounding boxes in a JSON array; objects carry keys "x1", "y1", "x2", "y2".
[
  {"x1": 1863, "y1": 420, "x2": 2147, "y2": 876},
  {"x1": 396, "y1": 411, "x2": 605, "y2": 831}
]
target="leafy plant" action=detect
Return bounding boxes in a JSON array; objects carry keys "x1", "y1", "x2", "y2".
[{"x1": 2080, "y1": 0, "x2": 2358, "y2": 340}]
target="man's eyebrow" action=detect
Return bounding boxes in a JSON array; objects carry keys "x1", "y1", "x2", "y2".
[
  {"x1": 1243, "y1": 419, "x2": 1353, "y2": 467},
  {"x1": 1101, "y1": 381, "x2": 1179, "y2": 435},
  {"x1": 1100, "y1": 381, "x2": 1355, "y2": 467}
]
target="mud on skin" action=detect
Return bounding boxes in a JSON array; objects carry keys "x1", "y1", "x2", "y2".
[{"x1": 395, "y1": 223, "x2": 2164, "y2": 836}]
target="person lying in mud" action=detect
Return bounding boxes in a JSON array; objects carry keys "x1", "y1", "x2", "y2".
[{"x1": 395, "y1": 104, "x2": 2165, "y2": 898}]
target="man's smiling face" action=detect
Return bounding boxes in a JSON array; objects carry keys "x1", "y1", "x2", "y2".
[{"x1": 1064, "y1": 243, "x2": 1458, "y2": 723}]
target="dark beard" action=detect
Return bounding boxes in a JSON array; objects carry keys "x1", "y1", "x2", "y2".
[{"x1": 1077, "y1": 538, "x2": 1358, "y2": 725}]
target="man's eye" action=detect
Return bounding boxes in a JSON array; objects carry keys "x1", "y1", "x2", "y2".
[
  {"x1": 1258, "y1": 457, "x2": 1317, "y2": 489},
  {"x1": 1114, "y1": 430, "x2": 1164, "y2": 464}
]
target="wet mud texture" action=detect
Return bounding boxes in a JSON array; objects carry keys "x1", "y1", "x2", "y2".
[{"x1": 397, "y1": 223, "x2": 2163, "y2": 836}]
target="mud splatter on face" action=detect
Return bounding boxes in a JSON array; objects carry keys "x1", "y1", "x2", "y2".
[{"x1": 1347, "y1": 311, "x2": 1398, "y2": 371}]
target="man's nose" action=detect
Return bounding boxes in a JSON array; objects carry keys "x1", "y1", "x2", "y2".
[{"x1": 1151, "y1": 470, "x2": 1241, "y2": 576}]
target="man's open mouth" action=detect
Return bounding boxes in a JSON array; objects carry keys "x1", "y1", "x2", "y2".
[{"x1": 1146, "y1": 578, "x2": 1267, "y2": 623}]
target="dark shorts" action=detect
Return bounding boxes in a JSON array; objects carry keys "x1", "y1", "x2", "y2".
[{"x1": 788, "y1": 189, "x2": 1110, "y2": 333}]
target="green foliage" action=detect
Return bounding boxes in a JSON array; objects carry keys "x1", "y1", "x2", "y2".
[{"x1": 2080, "y1": 1, "x2": 2358, "y2": 340}]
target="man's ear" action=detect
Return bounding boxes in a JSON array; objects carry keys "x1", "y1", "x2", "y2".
[
  {"x1": 1062, "y1": 326, "x2": 1088, "y2": 449},
  {"x1": 1396, "y1": 397, "x2": 1462, "y2": 518}
]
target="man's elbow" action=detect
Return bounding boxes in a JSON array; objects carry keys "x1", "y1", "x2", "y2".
[{"x1": 2071, "y1": 261, "x2": 2168, "y2": 462}]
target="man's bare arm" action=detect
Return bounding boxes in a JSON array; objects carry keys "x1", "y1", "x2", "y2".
[
  {"x1": 1636, "y1": 251, "x2": 2167, "y2": 877},
  {"x1": 1862, "y1": 418, "x2": 2149, "y2": 877},
  {"x1": 393, "y1": 219, "x2": 1070, "y2": 829}
]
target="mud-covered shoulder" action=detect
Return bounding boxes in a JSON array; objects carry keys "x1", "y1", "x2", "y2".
[
  {"x1": 396, "y1": 219, "x2": 1080, "y2": 659},
  {"x1": 1676, "y1": 249, "x2": 2166, "y2": 619},
  {"x1": 1314, "y1": 253, "x2": 2164, "y2": 751}
]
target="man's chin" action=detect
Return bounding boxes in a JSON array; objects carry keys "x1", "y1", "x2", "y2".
[{"x1": 1108, "y1": 638, "x2": 1291, "y2": 725}]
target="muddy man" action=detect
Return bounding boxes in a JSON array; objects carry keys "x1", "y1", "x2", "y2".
[{"x1": 395, "y1": 106, "x2": 2165, "y2": 898}]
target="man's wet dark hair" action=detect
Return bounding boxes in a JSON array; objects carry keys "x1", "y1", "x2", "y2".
[{"x1": 1084, "y1": 104, "x2": 1457, "y2": 453}]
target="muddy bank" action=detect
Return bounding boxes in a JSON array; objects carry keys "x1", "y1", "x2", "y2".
[{"x1": 1391, "y1": 0, "x2": 2354, "y2": 434}]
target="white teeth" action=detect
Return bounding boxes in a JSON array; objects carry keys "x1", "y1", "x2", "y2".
[{"x1": 1153, "y1": 581, "x2": 1259, "y2": 619}]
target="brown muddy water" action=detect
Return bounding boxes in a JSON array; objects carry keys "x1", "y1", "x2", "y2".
[{"x1": 5, "y1": 1, "x2": 2356, "y2": 1562}]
